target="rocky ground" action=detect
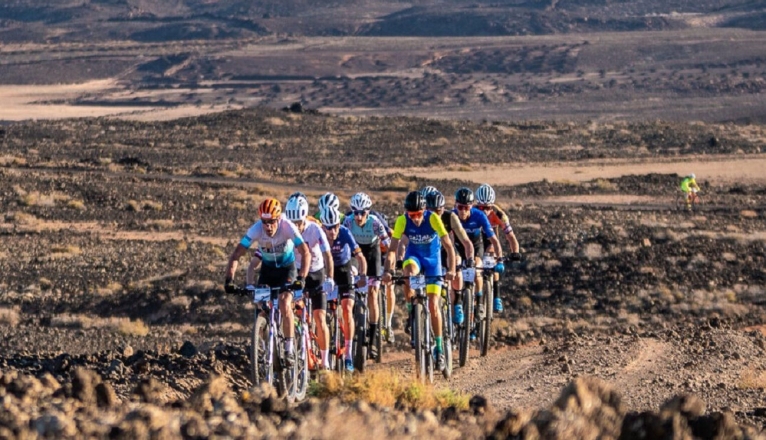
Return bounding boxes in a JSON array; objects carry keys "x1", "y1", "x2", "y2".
[{"x1": 1, "y1": 109, "x2": 766, "y2": 438}]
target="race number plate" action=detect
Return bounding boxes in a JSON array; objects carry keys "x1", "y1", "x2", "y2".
[
  {"x1": 326, "y1": 286, "x2": 339, "y2": 302},
  {"x1": 409, "y1": 275, "x2": 426, "y2": 290},
  {"x1": 252, "y1": 287, "x2": 271, "y2": 303},
  {"x1": 293, "y1": 289, "x2": 303, "y2": 301},
  {"x1": 462, "y1": 268, "x2": 476, "y2": 283},
  {"x1": 482, "y1": 255, "x2": 496, "y2": 269}
]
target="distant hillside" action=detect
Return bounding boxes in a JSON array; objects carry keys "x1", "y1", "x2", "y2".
[{"x1": 0, "y1": 0, "x2": 765, "y2": 43}]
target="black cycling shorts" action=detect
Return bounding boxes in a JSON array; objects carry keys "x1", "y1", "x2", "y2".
[
  {"x1": 334, "y1": 262, "x2": 355, "y2": 301},
  {"x1": 305, "y1": 269, "x2": 326, "y2": 312},
  {"x1": 257, "y1": 263, "x2": 297, "y2": 295},
  {"x1": 359, "y1": 243, "x2": 382, "y2": 278},
  {"x1": 455, "y1": 236, "x2": 484, "y2": 261}
]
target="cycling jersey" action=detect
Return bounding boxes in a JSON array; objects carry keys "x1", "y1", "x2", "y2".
[
  {"x1": 345, "y1": 210, "x2": 392, "y2": 235},
  {"x1": 680, "y1": 177, "x2": 698, "y2": 193},
  {"x1": 294, "y1": 221, "x2": 330, "y2": 273},
  {"x1": 329, "y1": 225, "x2": 361, "y2": 267},
  {"x1": 342, "y1": 215, "x2": 390, "y2": 246},
  {"x1": 440, "y1": 210, "x2": 470, "y2": 245},
  {"x1": 453, "y1": 207, "x2": 495, "y2": 241},
  {"x1": 240, "y1": 217, "x2": 305, "y2": 268},
  {"x1": 393, "y1": 211, "x2": 447, "y2": 287}
]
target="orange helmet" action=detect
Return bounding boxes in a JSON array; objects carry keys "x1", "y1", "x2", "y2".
[{"x1": 258, "y1": 198, "x2": 282, "y2": 220}]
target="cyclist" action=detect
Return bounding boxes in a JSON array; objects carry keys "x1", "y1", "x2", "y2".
[
  {"x1": 320, "y1": 206, "x2": 368, "y2": 372},
  {"x1": 284, "y1": 196, "x2": 333, "y2": 370},
  {"x1": 425, "y1": 190, "x2": 475, "y2": 325},
  {"x1": 224, "y1": 198, "x2": 311, "y2": 365},
  {"x1": 342, "y1": 192, "x2": 391, "y2": 349},
  {"x1": 452, "y1": 187, "x2": 503, "y2": 320},
  {"x1": 475, "y1": 183, "x2": 522, "y2": 313},
  {"x1": 313, "y1": 192, "x2": 346, "y2": 223},
  {"x1": 680, "y1": 173, "x2": 700, "y2": 210},
  {"x1": 383, "y1": 191, "x2": 456, "y2": 372}
]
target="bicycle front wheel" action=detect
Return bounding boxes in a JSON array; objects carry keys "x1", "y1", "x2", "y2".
[
  {"x1": 441, "y1": 291, "x2": 453, "y2": 380},
  {"x1": 480, "y1": 277, "x2": 493, "y2": 357},
  {"x1": 459, "y1": 285, "x2": 473, "y2": 368},
  {"x1": 251, "y1": 313, "x2": 271, "y2": 386},
  {"x1": 293, "y1": 320, "x2": 309, "y2": 402},
  {"x1": 412, "y1": 301, "x2": 427, "y2": 382}
]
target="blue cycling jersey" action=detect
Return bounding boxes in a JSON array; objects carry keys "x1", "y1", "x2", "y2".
[
  {"x1": 453, "y1": 207, "x2": 495, "y2": 240},
  {"x1": 330, "y1": 225, "x2": 359, "y2": 266}
]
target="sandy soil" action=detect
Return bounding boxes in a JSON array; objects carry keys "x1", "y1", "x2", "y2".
[{"x1": 389, "y1": 155, "x2": 766, "y2": 186}]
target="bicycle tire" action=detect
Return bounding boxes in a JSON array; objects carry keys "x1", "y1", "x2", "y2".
[
  {"x1": 441, "y1": 289, "x2": 453, "y2": 379},
  {"x1": 424, "y1": 303, "x2": 434, "y2": 384},
  {"x1": 353, "y1": 302, "x2": 367, "y2": 372},
  {"x1": 412, "y1": 301, "x2": 427, "y2": 382},
  {"x1": 375, "y1": 289, "x2": 384, "y2": 363},
  {"x1": 480, "y1": 276, "x2": 493, "y2": 357},
  {"x1": 459, "y1": 285, "x2": 473, "y2": 368},
  {"x1": 274, "y1": 339, "x2": 288, "y2": 398},
  {"x1": 327, "y1": 308, "x2": 339, "y2": 372},
  {"x1": 293, "y1": 320, "x2": 309, "y2": 402},
  {"x1": 250, "y1": 313, "x2": 270, "y2": 386}
]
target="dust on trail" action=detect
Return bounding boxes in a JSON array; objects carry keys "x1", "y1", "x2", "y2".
[{"x1": 387, "y1": 155, "x2": 766, "y2": 186}]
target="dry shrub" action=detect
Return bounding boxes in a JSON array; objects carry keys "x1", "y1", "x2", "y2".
[
  {"x1": 210, "y1": 245, "x2": 226, "y2": 258},
  {"x1": 554, "y1": 179, "x2": 580, "y2": 186},
  {"x1": 67, "y1": 200, "x2": 86, "y2": 210},
  {"x1": 49, "y1": 314, "x2": 150, "y2": 336},
  {"x1": 0, "y1": 155, "x2": 27, "y2": 166},
  {"x1": 142, "y1": 200, "x2": 163, "y2": 211},
  {"x1": 97, "y1": 157, "x2": 112, "y2": 165},
  {"x1": 0, "y1": 307, "x2": 20, "y2": 326},
  {"x1": 581, "y1": 243, "x2": 603, "y2": 260},
  {"x1": 126, "y1": 200, "x2": 142, "y2": 212},
  {"x1": 309, "y1": 369, "x2": 468, "y2": 410},
  {"x1": 593, "y1": 178, "x2": 617, "y2": 191},
  {"x1": 50, "y1": 245, "x2": 82, "y2": 258},
  {"x1": 145, "y1": 219, "x2": 174, "y2": 230},
  {"x1": 175, "y1": 241, "x2": 188, "y2": 252},
  {"x1": 740, "y1": 210, "x2": 759, "y2": 219},
  {"x1": 39, "y1": 278, "x2": 53, "y2": 290},
  {"x1": 97, "y1": 282, "x2": 123, "y2": 296},
  {"x1": 7, "y1": 211, "x2": 39, "y2": 225},
  {"x1": 265, "y1": 117, "x2": 287, "y2": 126},
  {"x1": 738, "y1": 367, "x2": 766, "y2": 389},
  {"x1": 184, "y1": 280, "x2": 217, "y2": 295}
]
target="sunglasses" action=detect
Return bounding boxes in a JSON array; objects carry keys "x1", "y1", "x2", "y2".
[
  {"x1": 407, "y1": 210, "x2": 424, "y2": 220},
  {"x1": 456, "y1": 203, "x2": 472, "y2": 211},
  {"x1": 478, "y1": 204, "x2": 492, "y2": 211},
  {"x1": 323, "y1": 224, "x2": 340, "y2": 231},
  {"x1": 353, "y1": 210, "x2": 368, "y2": 217},
  {"x1": 262, "y1": 219, "x2": 278, "y2": 225}
]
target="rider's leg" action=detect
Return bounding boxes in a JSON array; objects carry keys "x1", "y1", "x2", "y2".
[
  {"x1": 368, "y1": 284, "x2": 379, "y2": 326},
  {"x1": 427, "y1": 288, "x2": 442, "y2": 340},
  {"x1": 341, "y1": 297, "x2": 354, "y2": 356},
  {"x1": 279, "y1": 291, "x2": 295, "y2": 350},
  {"x1": 385, "y1": 282, "x2": 395, "y2": 328}
]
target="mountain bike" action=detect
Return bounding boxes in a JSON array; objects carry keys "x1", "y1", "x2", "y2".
[
  {"x1": 239, "y1": 283, "x2": 300, "y2": 400},
  {"x1": 353, "y1": 276, "x2": 383, "y2": 372},
  {"x1": 674, "y1": 189, "x2": 702, "y2": 212},
  {"x1": 456, "y1": 264, "x2": 476, "y2": 368}
]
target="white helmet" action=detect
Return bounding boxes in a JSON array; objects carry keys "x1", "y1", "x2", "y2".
[
  {"x1": 475, "y1": 184, "x2": 496, "y2": 205},
  {"x1": 285, "y1": 196, "x2": 308, "y2": 221},
  {"x1": 419, "y1": 185, "x2": 438, "y2": 198},
  {"x1": 350, "y1": 192, "x2": 372, "y2": 211},
  {"x1": 318, "y1": 192, "x2": 340, "y2": 211},
  {"x1": 320, "y1": 206, "x2": 341, "y2": 227},
  {"x1": 288, "y1": 191, "x2": 307, "y2": 202},
  {"x1": 688, "y1": 173, "x2": 696, "y2": 179}
]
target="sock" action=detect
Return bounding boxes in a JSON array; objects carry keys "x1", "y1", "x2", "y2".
[
  {"x1": 476, "y1": 290, "x2": 483, "y2": 297},
  {"x1": 285, "y1": 338, "x2": 294, "y2": 354},
  {"x1": 321, "y1": 349, "x2": 329, "y2": 367},
  {"x1": 345, "y1": 340, "x2": 352, "y2": 357},
  {"x1": 406, "y1": 302, "x2": 412, "y2": 313},
  {"x1": 369, "y1": 323, "x2": 378, "y2": 337},
  {"x1": 435, "y1": 336, "x2": 443, "y2": 352},
  {"x1": 387, "y1": 310, "x2": 394, "y2": 328}
]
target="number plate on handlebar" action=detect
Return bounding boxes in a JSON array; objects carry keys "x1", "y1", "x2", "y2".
[
  {"x1": 482, "y1": 255, "x2": 496, "y2": 269},
  {"x1": 293, "y1": 289, "x2": 303, "y2": 301},
  {"x1": 462, "y1": 268, "x2": 476, "y2": 283},
  {"x1": 252, "y1": 287, "x2": 271, "y2": 303},
  {"x1": 409, "y1": 275, "x2": 426, "y2": 290}
]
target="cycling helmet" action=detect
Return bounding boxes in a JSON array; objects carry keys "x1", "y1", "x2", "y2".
[
  {"x1": 259, "y1": 198, "x2": 282, "y2": 220},
  {"x1": 475, "y1": 184, "x2": 496, "y2": 205},
  {"x1": 419, "y1": 185, "x2": 438, "y2": 198},
  {"x1": 288, "y1": 191, "x2": 307, "y2": 202},
  {"x1": 319, "y1": 206, "x2": 341, "y2": 227},
  {"x1": 285, "y1": 196, "x2": 308, "y2": 221},
  {"x1": 318, "y1": 192, "x2": 340, "y2": 211},
  {"x1": 426, "y1": 191, "x2": 445, "y2": 210},
  {"x1": 688, "y1": 173, "x2": 696, "y2": 179},
  {"x1": 455, "y1": 187, "x2": 475, "y2": 205},
  {"x1": 404, "y1": 191, "x2": 426, "y2": 211},
  {"x1": 350, "y1": 192, "x2": 372, "y2": 211}
]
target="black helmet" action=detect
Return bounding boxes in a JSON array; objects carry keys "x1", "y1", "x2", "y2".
[
  {"x1": 426, "y1": 191, "x2": 445, "y2": 210},
  {"x1": 455, "y1": 187, "x2": 474, "y2": 205},
  {"x1": 404, "y1": 191, "x2": 426, "y2": 211}
]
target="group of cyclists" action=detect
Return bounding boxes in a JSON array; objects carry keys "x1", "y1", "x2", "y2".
[{"x1": 224, "y1": 183, "x2": 522, "y2": 374}]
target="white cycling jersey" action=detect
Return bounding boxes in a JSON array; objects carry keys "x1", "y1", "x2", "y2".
[
  {"x1": 294, "y1": 221, "x2": 330, "y2": 273},
  {"x1": 240, "y1": 216, "x2": 305, "y2": 268}
]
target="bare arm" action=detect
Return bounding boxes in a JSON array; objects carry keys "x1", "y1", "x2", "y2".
[
  {"x1": 246, "y1": 255, "x2": 262, "y2": 285},
  {"x1": 505, "y1": 231, "x2": 520, "y2": 254},
  {"x1": 385, "y1": 237, "x2": 400, "y2": 272},
  {"x1": 489, "y1": 235, "x2": 503, "y2": 259},
  {"x1": 225, "y1": 244, "x2": 249, "y2": 281},
  {"x1": 355, "y1": 249, "x2": 367, "y2": 275},
  {"x1": 323, "y1": 251, "x2": 334, "y2": 280},
  {"x1": 440, "y1": 234, "x2": 456, "y2": 275},
  {"x1": 297, "y1": 242, "x2": 311, "y2": 279}
]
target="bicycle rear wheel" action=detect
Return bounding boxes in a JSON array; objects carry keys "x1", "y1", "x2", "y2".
[
  {"x1": 459, "y1": 286, "x2": 473, "y2": 368},
  {"x1": 353, "y1": 300, "x2": 367, "y2": 372}
]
